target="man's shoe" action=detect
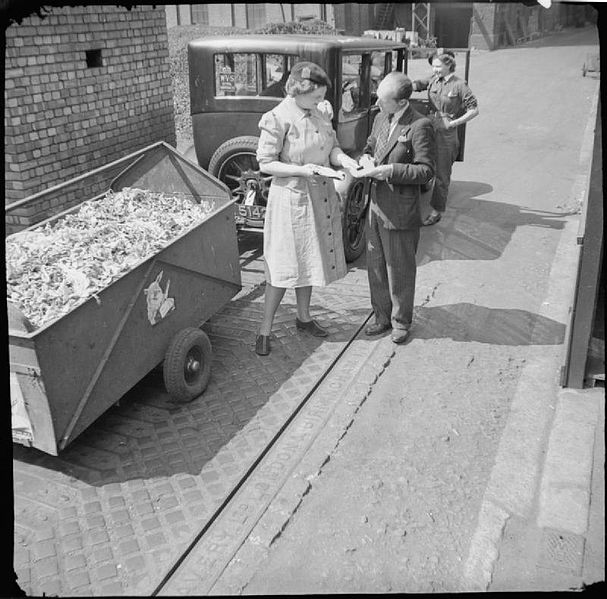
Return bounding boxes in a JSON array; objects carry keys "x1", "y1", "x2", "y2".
[
  {"x1": 365, "y1": 322, "x2": 391, "y2": 336},
  {"x1": 391, "y1": 329, "x2": 410, "y2": 344},
  {"x1": 422, "y1": 211, "x2": 442, "y2": 226},
  {"x1": 296, "y1": 318, "x2": 329, "y2": 337},
  {"x1": 255, "y1": 335, "x2": 271, "y2": 355}
]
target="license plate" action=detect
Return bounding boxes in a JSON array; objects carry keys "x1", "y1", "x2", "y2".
[{"x1": 236, "y1": 204, "x2": 266, "y2": 221}]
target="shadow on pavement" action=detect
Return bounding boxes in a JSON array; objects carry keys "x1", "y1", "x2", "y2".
[
  {"x1": 418, "y1": 180, "x2": 570, "y2": 266},
  {"x1": 413, "y1": 302, "x2": 566, "y2": 345}
]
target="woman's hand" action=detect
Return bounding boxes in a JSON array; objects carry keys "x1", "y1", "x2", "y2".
[
  {"x1": 439, "y1": 114, "x2": 454, "y2": 129},
  {"x1": 300, "y1": 164, "x2": 320, "y2": 177}
]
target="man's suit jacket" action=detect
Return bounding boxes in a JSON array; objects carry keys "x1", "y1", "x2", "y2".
[{"x1": 362, "y1": 105, "x2": 435, "y2": 230}]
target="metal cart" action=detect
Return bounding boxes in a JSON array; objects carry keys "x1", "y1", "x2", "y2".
[{"x1": 8, "y1": 142, "x2": 242, "y2": 455}]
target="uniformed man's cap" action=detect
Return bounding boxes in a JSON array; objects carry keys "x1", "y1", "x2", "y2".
[{"x1": 290, "y1": 61, "x2": 331, "y2": 88}]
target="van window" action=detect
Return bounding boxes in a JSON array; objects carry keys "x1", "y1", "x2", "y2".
[
  {"x1": 214, "y1": 53, "x2": 258, "y2": 96},
  {"x1": 341, "y1": 54, "x2": 364, "y2": 115},
  {"x1": 370, "y1": 51, "x2": 391, "y2": 103},
  {"x1": 260, "y1": 54, "x2": 302, "y2": 98}
]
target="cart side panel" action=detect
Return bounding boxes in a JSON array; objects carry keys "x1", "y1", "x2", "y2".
[
  {"x1": 32, "y1": 261, "x2": 153, "y2": 446},
  {"x1": 67, "y1": 210, "x2": 241, "y2": 443},
  {"x1": 33, "y1": 207, "x2": 241, "y2": 449},
  {"x1": 70, "y1": 268, "x2": 239, "y2": 442},
  {"x1": 9, "y1": 337, "x2": 57, "y2": 455},
  {"x1": 153, "y1": 209, "x2": 241, "y2": 289}
]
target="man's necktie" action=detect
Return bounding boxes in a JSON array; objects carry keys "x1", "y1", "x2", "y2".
[{"x1": 374, "y1": 113, "x2": 394, "y2": 161}]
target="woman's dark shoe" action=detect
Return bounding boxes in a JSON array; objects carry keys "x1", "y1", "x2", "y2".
[
  {"x1": 364, "y1": 322, "x2": 391, "y2": 336},
  {"x1": 295, "y1": 318, "x2": 328, "y2": 337},
  {"x1": 422, "y1": 211, "x2": 442, "y2": 226},
  {"x1": 255, "y1": 334, "x2": 271, "y2": 355}
]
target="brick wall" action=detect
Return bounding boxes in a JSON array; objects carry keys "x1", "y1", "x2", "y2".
[{"x1": 4, "y1": 4, "x2": 175, "y2": 231}]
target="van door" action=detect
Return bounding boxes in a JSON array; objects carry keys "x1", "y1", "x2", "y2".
[
  {"x1": 335, "y1": 52, "x2": 370, "y2": 154},
  {"x1": 367, "y1": 50, "x2": 401, "y2": 135},
  {"x1": 337, "y1": 49, "x2": 406, "y2": 155}
]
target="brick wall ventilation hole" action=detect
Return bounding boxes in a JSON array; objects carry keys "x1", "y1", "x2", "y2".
[{"x1": 85, "y1": 49, "x2": 103, "y2": 68}]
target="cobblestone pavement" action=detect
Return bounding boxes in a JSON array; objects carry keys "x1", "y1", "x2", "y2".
[{"x1": 12, "y1": 233, "x2": 372, "y2": 597}]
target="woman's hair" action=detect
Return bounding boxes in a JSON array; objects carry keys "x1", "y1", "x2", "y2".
[
  {"x1": 285, "y1": 61, "x2": 331, "y2": 97},
  {"x1": 285, "y1": 77, "x2": 326, "y2": 97},
  {"x1": 434, "y1": 52, "x2": 457, "y2": 73}
]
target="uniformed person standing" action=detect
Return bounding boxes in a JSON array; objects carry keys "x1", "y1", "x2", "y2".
[
  {"x1": 413, "y1": 52, "x2": 479, "y2": 226},
  {"x1": 254, "y1": 61, "x2": 359, "y2": 356}
]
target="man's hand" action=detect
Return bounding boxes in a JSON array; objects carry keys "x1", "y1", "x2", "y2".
[
  {"x1": 363, "y1": 165, "x2": 392, "y2": 181},
  {"x1": 340, "y1": 155, "x2": 359, "y2": 172},
  {"x1": 358, "y1": 154, "x2": 376, "y2": 169}
]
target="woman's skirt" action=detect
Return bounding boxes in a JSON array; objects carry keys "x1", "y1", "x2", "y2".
[{"x1": 263, "y1": 175, "x2": 347, "y2": 288}]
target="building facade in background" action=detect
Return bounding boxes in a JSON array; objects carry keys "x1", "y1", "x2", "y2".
[
  {"x1": 4, "y1": 4, "x2": 175, "y2": 231},
  {"x1": 165, "y1": 4, "x2": 334, "y2": 29},
  {"x1": 166, "y1": 3, "x2": 594, "y2": 50}
]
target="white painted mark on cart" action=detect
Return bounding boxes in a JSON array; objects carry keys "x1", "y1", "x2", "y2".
[{"x1": 144, "y1": 270, "x2": 175, "y2": 325}]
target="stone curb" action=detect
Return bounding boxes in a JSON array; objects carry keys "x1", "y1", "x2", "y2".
[{"x1": 538, "y1": 390, "x2": 601, "y2": 535}]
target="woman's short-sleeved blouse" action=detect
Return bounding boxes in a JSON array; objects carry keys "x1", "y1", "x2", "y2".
[{"x1": 257, "y1": 96, "x2": 339, "y2": 168}]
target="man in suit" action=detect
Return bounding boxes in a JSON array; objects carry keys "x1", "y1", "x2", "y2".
[{"x1": 357, "y1": 71, "x2": 435, "y2": 344}]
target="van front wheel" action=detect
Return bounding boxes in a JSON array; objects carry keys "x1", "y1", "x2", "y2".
[{"x1": 208, "y1": 136, "x2": 271, "y2": 228}]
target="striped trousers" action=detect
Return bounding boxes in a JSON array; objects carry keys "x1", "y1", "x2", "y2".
[{"x1": 366, "y1": 209, "x2": 420, "y2": 330}]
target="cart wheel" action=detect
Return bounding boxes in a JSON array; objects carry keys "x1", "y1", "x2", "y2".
[{"x1": 163, "y1": 328, "x2": 212, "y2": 402}]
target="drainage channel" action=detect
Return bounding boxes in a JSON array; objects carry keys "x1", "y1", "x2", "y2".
[{"x1": 151, "y1": 311, "x2": 373, "y2": 595}]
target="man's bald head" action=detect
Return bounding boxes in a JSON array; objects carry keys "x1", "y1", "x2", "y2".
[{"x1": 377, "y1": 72, "x2": 413, "y2": 102}]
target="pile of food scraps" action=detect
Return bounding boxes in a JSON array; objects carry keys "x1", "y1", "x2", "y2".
[{"x1": 6, "y1": 187, "x2": 215, "y2": 330}]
